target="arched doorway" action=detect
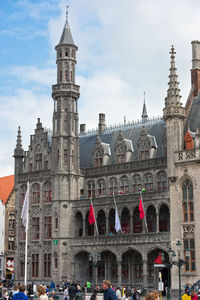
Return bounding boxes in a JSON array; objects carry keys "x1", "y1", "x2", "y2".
[
  {"x1": 147, "y1": 249, "x2": 169, "y2": 291},
  {"x1": 122, "y1": 250, "x2": 143, "y2": 285},
  {"x1": 97, "y1": 251, "x2": 117, "y2": 284},
  {"x1": 74, "y1": 251, "x2": 91, "y2": 283}
]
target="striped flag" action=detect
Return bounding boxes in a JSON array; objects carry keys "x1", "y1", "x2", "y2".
[{"x1": 21, "y1": 182, "x2": 29, "y2": 232}]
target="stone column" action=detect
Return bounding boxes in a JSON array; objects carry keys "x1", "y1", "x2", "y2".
[
  {"x1": 156, "y1": 212, "x2": 159, "y2": 233},
  {"x1": 117, "y1": 260, "x2": 122, "y2": 286},
  {"x1": 106, "y1": 217, "x2": 109, "y2": 235},
  {"x1": 142, "y1": 260, "x2": 148, "y2": 288},
  {"x1": 130, "y1": 213, "x2": 133, "y2": 234},
  {"x1": 71, "y1": 261, "x2": 75, "y2": 281},
  {"x1": 83, "y1": 218, "x2": 86, "y2": 237}
]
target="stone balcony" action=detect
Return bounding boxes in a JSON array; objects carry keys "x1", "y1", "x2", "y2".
[
  {"x1": 52, "y1": 83, "x2": 80, "y2": 94},
  {"x1": 71, "y1": 232, "x2": 170, "y2": 247},
  {"x1": 175, "y1": 149, "x2": 200, "y2": 164}
]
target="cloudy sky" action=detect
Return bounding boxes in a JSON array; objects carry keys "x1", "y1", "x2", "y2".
[{"x1": 0, "y1": 0, "x2": 199, "y2": 177}]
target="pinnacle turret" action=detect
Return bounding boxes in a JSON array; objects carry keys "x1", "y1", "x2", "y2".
[
  {"x1": 14, "y1": 127, "x2": 23, "y2": 152},
  {"x1": 141, "y1": 92, "x2": 148, "y2": 122},
  {"x1": 165, "y1": 45, "x2": 181, "y2": 107},
  {"x1": 58, "y1": 6, "x2": 76, "y2": 47}
]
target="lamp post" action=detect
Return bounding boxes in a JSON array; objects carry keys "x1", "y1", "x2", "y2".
[
  {"x1": 88, "y1": 253, "x2": 102, "y2": 284},
  {"x1": 165, "y1": 248, "x2": 176, "y2": 300}
]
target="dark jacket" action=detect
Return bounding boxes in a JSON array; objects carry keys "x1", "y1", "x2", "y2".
[
  {"x1": 12, "y1": 292, "x2": 29, "y2": 300},
  {"x1": 104, "y1": 288, "x2": 118, "y2": 300}
]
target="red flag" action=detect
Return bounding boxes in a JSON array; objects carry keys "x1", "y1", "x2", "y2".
[
  {"x1": 88, "y1": 204, "x2": 95, "y2": 225},
  {"x1": 154, "y1": 253, "x2": 163, "y2": 264},
  {"x1": 139, "y1": 195, "x2": 145, "y2": 219}
]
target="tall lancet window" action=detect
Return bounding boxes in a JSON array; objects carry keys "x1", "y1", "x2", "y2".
[{"x1": 182, "y1": 179, "x2": 194, "y2": 222}]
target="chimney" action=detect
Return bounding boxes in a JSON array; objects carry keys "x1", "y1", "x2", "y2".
[
  {"x1": 191, "y1": 41, "x2": 200, "y2": 97},
  {"x1": 98, "y1": 113, "x2": 106, "y2": 135},
  {"x1": 80, "y1": 124, "x2": 86, "y2": 134}
]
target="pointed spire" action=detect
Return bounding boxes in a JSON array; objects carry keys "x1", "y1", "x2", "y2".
[
  {"x1": 165, "y1": 45, "x2": 181, "y2": 107},
  {"x1": 16, "y1": 126, "x2": 22, "y2": 150},
  {"x1": 58, "y1": 5, "x2": 76, "y2": 46},
  {"x1": 142, "y1": 91, "x2": 148, "y2": 122}
]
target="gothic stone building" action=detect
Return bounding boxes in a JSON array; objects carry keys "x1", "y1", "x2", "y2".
[{"x1": 14, "y1": 14, "x2": 200, "y2": 292}]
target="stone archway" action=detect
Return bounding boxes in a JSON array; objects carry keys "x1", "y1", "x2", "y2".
[
  {"x1": 121, "y1": 249, "x2": 143, "y2": 285},
  {"x1": 74, "y1": 251, "x2": 91, "y2": 283},
  {"x1": 97, "y1": 250, "x2": 117, "y2": 284}
]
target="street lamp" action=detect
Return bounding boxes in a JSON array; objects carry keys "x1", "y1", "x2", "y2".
[{"x1": 165, "y1": 248, "x2": 176, "y2": 300}]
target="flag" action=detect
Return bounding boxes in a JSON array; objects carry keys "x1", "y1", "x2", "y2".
[
  {"x1": 115, "y1": 208, "x2": 121, "y2": 232},
  {"x1": 154, "y1": 252, "x2": 163, "y2": 264},
  {"x1": 88, "y1": 203, "x2": 95, "y2": 225},
  {"x1": 21, "y1": 182, "x2": 29, "y2": 232},
  {"x1": 139, "y1": 195, "x2": 145, "y2": 219}
]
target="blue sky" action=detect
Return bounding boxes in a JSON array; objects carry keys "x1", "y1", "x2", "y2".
[{"x1": 1, "y1": 0, "x2": 200, "y2": 176}]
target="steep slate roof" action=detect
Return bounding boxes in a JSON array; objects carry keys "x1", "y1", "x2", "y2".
[
  {"x1": 187, "y1": 93, "x2": 200, "y2": 132},
  {"x1": 59, "y1": 19, "x2": 75, "y2": 46},
  {"x1": 80, "y1": 119, "x2": 166, "y2": 168},
  {"x1": 0, "y1": 175, "x2": 14, "y2": 205}
]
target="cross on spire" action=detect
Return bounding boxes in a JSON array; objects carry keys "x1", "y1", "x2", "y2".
[{"x1": 66, "y1": 4, "x2": 69, "y2": 21}]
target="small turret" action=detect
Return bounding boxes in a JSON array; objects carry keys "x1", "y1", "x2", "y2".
[
  {"x1": 141, "y1": 92, "x2": 148, "y2": 123},
  {"x1": 13, "y1": 127, "x2": 24, "y2": 187}
]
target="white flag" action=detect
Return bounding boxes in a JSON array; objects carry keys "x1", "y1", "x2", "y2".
[
  {"x1": 115, "y1": 208, "x2": 121, "y2": 232},
  {"x1": 21, "y1": 182, "x2": 29, "y2": 232}
]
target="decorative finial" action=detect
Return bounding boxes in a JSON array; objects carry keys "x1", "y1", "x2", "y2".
[
  {"x1": 144, "y1": 91, "x2": 146, "y2": 103},
  {"x1": 66, "y1": 4, "x2": 69, "y2": 21}
]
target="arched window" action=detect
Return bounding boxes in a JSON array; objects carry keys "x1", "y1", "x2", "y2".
[
  {"x1": 97, "y1": 210, "x2": 106, "y2": 235},
  {"x1": 108, "y1": 209, "x2": 115, "y2": 234},
  {"x1": 146, "y1": 205, "x2": 156, "y2": 232},
  {"x1": 184, "y1": 239, "x2": 196, "y2": 272},
  {"x1": 159, "y1": 205, "x2": 170, "y2": 232},
  {"x1": 120, "y1": 176, "x2": 129, "y2": 193},
  {"x1": 132, "y1": 175, "x2": 142, "y2": 192},
  {"x1": 20, "y1": 184, "x2": 27, "y2": 205},
  {"x1": 32, "y1": 184, "x2": 40, "y2": 204},
  {"x1": 65, "y1": 48, "x2": 69, "y2": 57},
  {"x1": 98, "y1": 179, "x2": 106, "y2": 196},
  {"x1": 182, "y1": 179, "x2": 193, "y2": 222},
  {"x1": 65, "y1": 70, "x2": 68, "y2": 82},
  {"x1": 44, "y1": 182, "x2": 52, "y2": 203},
  {"x1": 35, "y1": 145, "x2": 42, "y2": 171},
  {"x1": 144, "y1": 173, "x2": 153, "y2": 191},
  {"x1": 157, "y1": 171, "x2": 167, "y2": 190},
  {"x1": 85, "y1": 211, "x2": 94, "y2": 236},
  {"x1": 75, "y1": 212, "x2": 83, "y2": 237},
  {"x1": 133, "y1": 207, "x2": 142, "y2": 233},
  {"x1": 109, "y1": 178, "x2": 117, "y2": 195},
  {"x1": 71, "y1": 50, "x2": 75, "y2": 58},
  {"x1": 121, "y1": 208, "x2": 130, "y2": 234},
  {"x1": 88, "y1": 181, "x2": 95, "y2": 198}
]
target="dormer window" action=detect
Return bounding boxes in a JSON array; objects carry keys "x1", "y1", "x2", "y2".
[
  {"x1": 140, "y1": 142, "x2": 149, "y2": 160},
  {"x1": 92, "y1": 135, "x2": 110, "y2": 167},
  {"x1": 95, "y1": 151, "x2": 103, "y2": 167},
  {"x1": 117, "y1": 146, "x2": 125, "y2": 163}
]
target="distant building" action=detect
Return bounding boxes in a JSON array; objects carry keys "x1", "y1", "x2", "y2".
[
  {"x1": 13, "y1": 7, "x2": 200, "y2": 296},
  {"x1": 0, "y1": 175, "x2": 15, "y2": 279}
]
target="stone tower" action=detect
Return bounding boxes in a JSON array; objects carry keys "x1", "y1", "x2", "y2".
[
  {"x1": 163, "y1": 46, "x2": 186, "y2": 180},
  {"x1": 51, "y1": 9, "x2": 81, "y2": 282}
]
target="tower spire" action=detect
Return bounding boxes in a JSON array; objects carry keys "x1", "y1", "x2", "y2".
[
  {"x1": 15, "y1": 127, "x2": 23, "y2": 151},
  {"x1": 141, "y1": 91, "x2": 148, "y2": 122},
  {"x1": 58, "y1": 4, "x2": 76, "y2": 46},
  {"x1": 66, "y1": 5, "x2": 69, "y2": 22},
  {"x1": 165, "y1": 45, "x2": 181, "y2": 107}
]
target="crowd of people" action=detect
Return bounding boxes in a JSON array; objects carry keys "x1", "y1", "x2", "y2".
[{"x1": 0, "y1": 280, "x2": 160, "y2": 300}]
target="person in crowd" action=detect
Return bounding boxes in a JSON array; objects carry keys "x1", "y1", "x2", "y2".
[
  {"x1": 145, "y1": 290, "x2": 159, "y2": 300},
  {"x1": 116, "y1": 287, "x2": 121, "y2": 300},
  {"x1": 87, "y1": 281, "x2": 91, "y2": 293},
  {"x1": 37, "y1": 286, "x2": 48, "y2": 300},
  {"x1": 90, "y1": 288, "x2": 98, "y2": 300},
  {"x1": 121, "y1": 286, "x2": 126, "y2": 298},
  {"x1": 63, "y1": 286, "x2": 69, "y2": 300},
  {"x1": 12, "y1": 284, "x2": 19, "y2": 296},
  {"x1": 132, "y1": 289, "x2": 140, "y2": 300},
  {"x1": 191, "y1": 290, "x2": 198, "y2": 300},
  {"x1": 12, "y1": 284, "x2": 29, "y2": 300},
  {"x1": 102, "y1": 280, "x2": 118, "y2": 300},
  {"x1": 122, "y1": 289, "x2": 129, "y2": 300},
  {"x1": 68, "y1": 283, "x2": 77, "y2": 300}
]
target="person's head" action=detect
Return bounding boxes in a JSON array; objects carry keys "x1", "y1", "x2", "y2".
[
  {"x1": 102, "y1": 280, "x2": 111, "y2": 290},
  {"x1": 145, "y1": 290, "x2": 159, "y2": 300},
  {"x1": 37, "y1": 285, "x2": 46, "y2": 296},
  {"x1": 19, "y1": 285, "x2": 26, "y2": 293},
  {"x1": 13, "y1": 285, "x2": 19, "y2": 291}
]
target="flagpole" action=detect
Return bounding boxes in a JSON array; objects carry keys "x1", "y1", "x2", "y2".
[
  {"x1": 140, "y1": 190, "x2": 148, "y2": 233},
  {"x1": 113, "y1": 193, "x2": 122, "y2": 234},
  {"x1": 24, "y1": 181, "x2": 29, "y2": 288},
  {"x1": 90, "y1": 197, "x2": 99, "y2": 236}
]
